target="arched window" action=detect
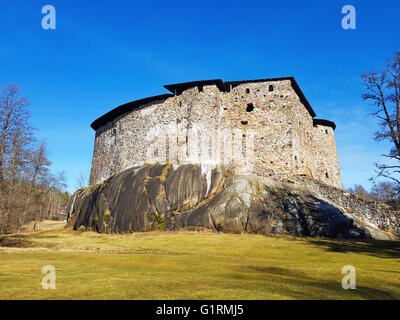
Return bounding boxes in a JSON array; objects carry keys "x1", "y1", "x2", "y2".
[
  {"x1": 325, "y1": 172, "x2": 329, "y2": 178},
  {"x1": 246, "y1": 88, "x2": 250, "y2": 94},
  {"x1": 269, "y1": 85, "x2": 274, "y2": 92}
]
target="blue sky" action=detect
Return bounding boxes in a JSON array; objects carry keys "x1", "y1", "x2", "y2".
[{"x1": 0, "y1": 0, "x2": 399, "y2": 193}]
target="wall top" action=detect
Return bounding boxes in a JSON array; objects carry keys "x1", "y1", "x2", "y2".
[
  {"x1": 90, "y1": 77, "x2": 317, "y2": 131},
  {"x1": 313, "y1": 119, "x2": 336, "y2": 130}
]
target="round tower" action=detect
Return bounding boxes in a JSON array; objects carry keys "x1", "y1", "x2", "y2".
[{"x1": 312, "y1": 119, "x2": 341, "y2": 188}]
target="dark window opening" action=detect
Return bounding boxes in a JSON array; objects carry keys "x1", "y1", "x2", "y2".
[
  {"x1": 269, "y1": 85, "x2": 274, "y2": 92},
  {"x1": 325, "y1": 172, "x2": 329, "y2": 178},
  {"x1": 241, "y1": 121, "x2": 248, "y2": 125},
  {"x1": 246, "y1": 103, "x2": 254, "y2": 112},
  {"x1": 325, "y1": 129, "x2": 328, "y2": 134},
  {"x1": 223, "y1": 107, "x2": 227, "y2": 110},
  {"x1": 295, "y1": 156, "x2": 297, "y2": 160},
  {"x1": 112, "y1": 129, "x2": 117, "y2": 145},
  {"x1": 246, "y1": 88, "x2": 250, "y2": 94},
  {"x1": 198, "y1": 85, "x2": 203, "y2": 92}
]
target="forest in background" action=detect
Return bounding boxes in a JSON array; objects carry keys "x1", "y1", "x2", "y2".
[{"x1": 0, "y1": 84, "x2": 69, "y2": 234}]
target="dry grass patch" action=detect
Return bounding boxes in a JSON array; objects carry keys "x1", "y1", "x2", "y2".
[{"x1": 0, "y1": 227, "x2": 399, "y2": 299}]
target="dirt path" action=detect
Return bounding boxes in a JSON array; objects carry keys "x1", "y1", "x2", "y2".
[{"x1": 18, "y1": 220, "x2": 66, "y2": 233}]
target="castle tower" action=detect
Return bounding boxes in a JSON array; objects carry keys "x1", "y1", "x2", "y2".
[
  {"x1": 89, "y1": 78, "x2": 342, "y2": 189},
  {"x1": 312, "y1": 119, "x2": 341, "y2": 188}
]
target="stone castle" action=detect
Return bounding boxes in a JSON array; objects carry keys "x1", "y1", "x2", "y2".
[{"x1": 89, "y1": 77, "x2": 341, "y2": 188}]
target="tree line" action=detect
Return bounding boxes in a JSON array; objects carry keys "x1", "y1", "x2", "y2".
[
  {"x1": 0, "y1": 84, "x2": 68, "y2": 234},
  {"x1": 348, "y1": 181, "x2": 400, "y2": 208}
]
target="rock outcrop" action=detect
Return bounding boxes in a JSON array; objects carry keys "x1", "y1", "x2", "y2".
[{"x1": 67, "y1": 164, "x2": 399, "y2": 239}]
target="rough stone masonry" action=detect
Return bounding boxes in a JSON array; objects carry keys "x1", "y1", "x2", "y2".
[{"x1": 89, "y1": 77, "x2": 341, "y2": 189}]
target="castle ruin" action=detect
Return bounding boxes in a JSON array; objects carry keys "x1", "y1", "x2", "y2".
[{"x1": 89, "y1": 77, "x2": 341, "y2": 188}]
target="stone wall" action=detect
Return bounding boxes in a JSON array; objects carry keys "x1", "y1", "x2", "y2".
[
  {"x1": 294, "y1": 177, "x2": 400, "y2": 237},
  {"x1": 89, "y1": 79, "x2": 341, "y2": 188}
]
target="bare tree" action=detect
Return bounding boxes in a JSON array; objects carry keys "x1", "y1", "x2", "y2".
[
  {"x1": 0, "y1": 84, "x2": 31, "y2": 180},
  {"x1": 347, "y1": 184, "x2": 372, "y2": 200},
  {"x1": 30, "y1": 142, "x2": 51, "y2": 187},
  {"x1": 370, "y1": 181, "x2": 399, "y2": 202},
  {"x1": 8, "y1": 128, "x2": 34, "y2": 183},
  {"x1": 75, "y1": 171, "x2": 89, "y2": 189},
  {"x1": 362, "y1": 52, "x2": 400, "y2": 183}
]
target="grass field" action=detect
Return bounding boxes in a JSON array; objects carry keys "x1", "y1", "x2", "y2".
[{"x1": 0, "y1": 227, "x2": 399, "y2": 300}]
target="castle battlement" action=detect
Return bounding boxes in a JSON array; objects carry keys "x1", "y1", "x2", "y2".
[{"x1": 89, "y1": 77, "x2": 341, "y2": 188}]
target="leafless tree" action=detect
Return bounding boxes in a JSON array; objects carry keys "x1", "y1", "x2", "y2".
[
  {"x1": 362, "y1": 52, "x2": 400, "y2": 184},
  {"x1": 370, "y1": 181, "x2": 399, "y2": 202},
  {"x1": 7, "y1": 128, "x2": 34, "y2": 183},
  {"x1": 0, "y1": 84, "x2": 31, "y2": 180},
  {"x1": 75, "y1": 171, "x2": 89, "y2": 189},
  {"x1": 30, "y1": 142, "x2": 51, "y2": 187},
  {"x1": 347, "y1": 184, "x2": 372, "y2": 200}
]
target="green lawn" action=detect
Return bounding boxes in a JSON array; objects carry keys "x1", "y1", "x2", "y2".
[{"x1": 0, "y1": 228, "x2": 399, "y2": 299}]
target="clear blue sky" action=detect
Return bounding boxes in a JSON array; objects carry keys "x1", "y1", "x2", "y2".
[{"x1": 1, "y1": 0, "x2": 399, "y2": 193}]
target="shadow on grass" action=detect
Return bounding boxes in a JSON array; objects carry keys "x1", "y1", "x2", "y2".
[
  {"x1": 306, "y1": 239, "x2": 400, "y2": 259},
  {"x1": 0, "y1": 236, "x2": 32, "y2": 248},
  {"x1": 246, "y1": 266, "x2": 306, "y2": 277},
  {"x1": 241, "y1": 265, "x2": 400, "y2": 299},
  {"x1": 0, "y1": 233, "x2": 61, "y2": 248},
  {"x1": 288, "y1": 278, "x2": 400, "y2": 300}
]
